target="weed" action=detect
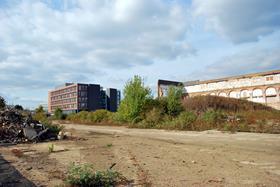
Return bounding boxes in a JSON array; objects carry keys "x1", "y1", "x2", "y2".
[
  {"x1": 66, "y1": 163, "x2": 125, "y2": 187},
  {"x1": 48, "y1": 143, "x2": 54, "y2": 153},
  {"x1": 106, "y1": 143, "x2": 113, "y2": 148}
]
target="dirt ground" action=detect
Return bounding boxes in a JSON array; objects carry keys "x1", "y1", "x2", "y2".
[{"x1": 1, "y1": 123, "x2": 280, "y2": 186}]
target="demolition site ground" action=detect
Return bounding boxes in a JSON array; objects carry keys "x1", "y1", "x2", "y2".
[{"x1": 1, "y1": 123, "x2": 280, "y2": 186}]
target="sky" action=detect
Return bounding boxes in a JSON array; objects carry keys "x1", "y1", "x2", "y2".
[{"x1": 0, "y1": 0, "x2": 280, "y2": 109}]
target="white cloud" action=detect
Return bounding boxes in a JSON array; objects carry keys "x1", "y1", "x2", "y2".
[
  {"x1": 0, "y1": 0, "x2": 192, "y2": 92},
  {"x1": 192, "y1": 0, "x2": 280, "y2": 43},
  {"x1": 189, "y1": 47, "x2": 280, "y2": 81}
]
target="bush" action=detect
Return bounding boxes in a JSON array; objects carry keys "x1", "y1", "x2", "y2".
[
  {"x1": 66, "y1": 163, "x2": 124, "y2": 187},
  {"x1": 138, "y1": 107, "x2": 164, "y2": 128},
  {"x1": 54, "y1": 108, "x2": 66, "y2": 120},
  {"x1": 174, "y1": 111, "x2": 197, "y2": 130},
  {"x1": 67, "y1": 110, "x2": 114, "y2": 124},
  {"x1": 166, "y1": 86, "x2": 184, "y2": 116},
  {"x1": 201, "y1": 110, "x2": 225, "y2": 126}
]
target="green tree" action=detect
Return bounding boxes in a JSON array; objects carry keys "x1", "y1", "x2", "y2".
[
  {"x1": 35, "y1": 105, "x2": 45, "y2": 113},
  {"x1": 0, "y1": 96, "x2": 6, "y2": 109},
  {"x1": 14, "y1": 104, "x2": 24, "y2": 110},
  {"x1": 117, "y1": 75, "x2": 152, "y2": 122},
  {"x1": 166, "y1": 86, "x2": 184, "y2": 116},
  {"x1": 33, "y1": 105, "x2": 46, "y2": 121},
  {"x1": 54, "y1": 108, "x2": 64, "y2": 120}
]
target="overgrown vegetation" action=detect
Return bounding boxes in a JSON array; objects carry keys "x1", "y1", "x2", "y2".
[
  {"x1": 65, "y1": 163, "x2": 126, "y2": 187},
  {"x1": 64, "y1": 76, "x2": 280, "y2": 134},
  {"x1": 33, "y1": 105, "x2": 64, "y2": 135},
  {"x1": 0, "y1": 96, "x2": 6, "y2": 109}
]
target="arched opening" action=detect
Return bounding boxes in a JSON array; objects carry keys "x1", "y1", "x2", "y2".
[
  {"x1": 252, "y1": 89, "x2": 264, "y2": 103},
  {"x1": 210, "y1": 93, "x2": 216, "y2": 96},
  {"x1": 265, "y1": 87, "x2": 277, "y2": 103},
  {"x1": 240, "y1": 90, "x2": 250, "y2": 99},
  {"x1": 229, "y1": 91, "x2": 239, "y2": 98},
  {"x1": 218, "y1": 92, "x2": 227, "y2": 97}
]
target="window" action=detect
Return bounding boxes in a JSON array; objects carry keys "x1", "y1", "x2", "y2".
[{"x1": 266, "y1": 76, "x2": 273, "y2": 81}]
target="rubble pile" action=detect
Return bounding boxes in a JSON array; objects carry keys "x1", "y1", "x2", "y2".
[{"x1": 0, "y1": 109, "x2": 56, "y2": 144}]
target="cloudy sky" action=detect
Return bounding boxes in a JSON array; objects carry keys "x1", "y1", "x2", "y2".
[{"x1": 0, "y1": 0, "x2": 280, "y2": 109}]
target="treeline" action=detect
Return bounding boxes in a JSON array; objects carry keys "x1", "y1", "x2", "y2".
[{"x1": 61, "y1": 76, "x2": 280, "y2": 133}]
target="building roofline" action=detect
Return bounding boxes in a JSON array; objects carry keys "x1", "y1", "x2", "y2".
[
  {"x1": 184, "y1": 69, "x2": 280, "y2": 86},
  {"x1": 158, "y1": 79, "x2": 182, "y2": 86}
]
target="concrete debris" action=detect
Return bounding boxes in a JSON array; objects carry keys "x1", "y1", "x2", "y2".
[{"x1": 0, "y1": 109, "x2": 56, "y2": 144}]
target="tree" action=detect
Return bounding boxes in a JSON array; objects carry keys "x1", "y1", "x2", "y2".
[
  {"x1": 35, "y1": 105, "x2": 45, "y2": 113},
  {"x1": 117, "y1": 75, "x2": 152, "y2": 122},
  {"x1": 14, "y1": 104, "x2": 24, "y2": 110},
  {"x1": 0, "y1": 96, "x2": 6, "y2": 109},
  {"x1": 54, "y1": 108, "x2": 64, "y2": 120},
  {"x1": 166, "y1": 86, "x2": 184, "y2": 116},
  {"x1": 33, "y1": 105, "x2": 46, "y2": 121}
]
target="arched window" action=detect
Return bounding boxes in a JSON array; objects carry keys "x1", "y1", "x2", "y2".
[
  {"x1": 252, "y1": 89, "x2": 263, "y2": 98},
  {"x1": 229, "y1": 91, "x2": 239, "y2": 98},
  {"x1": 218, "y1": 92, "x2": 227, "y2": 97},
  {"x1": 240, "y1": 90, "x2": 250, "y2": 98},
  {"x1": 265, "y1": 87, "x2": 277, "y2": 97}
]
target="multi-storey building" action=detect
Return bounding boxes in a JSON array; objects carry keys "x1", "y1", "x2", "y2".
[
  {"x1": 158, "y1": 70, "x2": 280, "y2": 110},
  {"x1": 48, "y1": 83, "x2": 121, "y2": 113}
]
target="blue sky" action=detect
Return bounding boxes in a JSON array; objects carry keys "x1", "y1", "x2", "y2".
[{"x1": 0, "y1": 0, "x2": 280, "y2": 109}]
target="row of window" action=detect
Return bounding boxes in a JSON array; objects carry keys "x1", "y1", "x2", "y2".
[
  {"x1": 209, "y1": 87, "x2": 278, "y2": 98},
  {"x1": 51, "y1": 92, "x2": 77, "y2": 101},
  {"x1": 78, "y1": 85, "x2": 88, "y2": 90},
  {"x1": 51, "y1": 86, "x2": 77, "y2": 96},
  {"x1": 51, "y1": 98, "x2": 77, "y2": 105},
  {"x1": 51, "y1": 104, "x2": 77, "y2": 110}
]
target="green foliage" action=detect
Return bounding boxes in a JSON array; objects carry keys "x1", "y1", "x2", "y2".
[
  {"x1": 201, "y1": 110, "x2": 225, "y2": 126},
  {"x1": 174, "y1": 111, "x2": 197, "y2": 130},
  {"x1": 67, "y1": 110, "x2": 113, "y2": 124},
  {"x1": 117, "y1": 75, "x2": 152, "y2": 122},
  {"x1": 45, "y1": 122, "x2": 64, "y2": 135},
  {"x1": 166, "y1": 86, "x2": 184, "y2": 116},
  {"x1": 33, "y1": 105, "x2": 47, "y2": 121},
  {"x1": 14, "y1": 104, "x2": 23, "y2": 110},
  {"x1": 106, "y1": 143, "x2": 113, "y2": 148},
  {"x1": 66, "y1": 163, "x2": 123, "y2": 187},
  {"x1": 35, "y1": 105, "x2": 45, "y2": 113},
  {"x1": 54, "y1": 108, "x2": 65, "y2": 120},
  {"x1": 0, "y1": 96, "x2": 6, "y2": 109},
  {"x1": 138, "y1": 107, "x2": 164, "y2": 128}
]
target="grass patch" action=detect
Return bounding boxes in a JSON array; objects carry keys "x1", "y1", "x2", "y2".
[{"x1": 65, "y1": 163, "x2": 127, "y2": 187}]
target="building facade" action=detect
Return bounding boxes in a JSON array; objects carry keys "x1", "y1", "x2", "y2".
[
  {"x1": 157, "y1": 70, "x2": 280, "y2": 110},
  {"x1": 48, "y1": 83, "x2": 121, "y2": 113}
]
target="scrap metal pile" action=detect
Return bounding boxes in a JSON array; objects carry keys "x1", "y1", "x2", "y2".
[{"x1": 0, "y1": 109, "x2": 56, "y2": 144}]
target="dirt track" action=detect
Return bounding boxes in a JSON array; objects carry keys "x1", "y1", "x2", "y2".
[{"x1": 1, "y1": 124, "x2": 280, "y2": 186}]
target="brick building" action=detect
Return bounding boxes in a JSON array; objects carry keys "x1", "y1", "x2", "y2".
[
  {"x1": 158, "y1": 70, "x2": 280, "y2": 110},
  {"x1": 48, "y1": 83, "x2": 120, "y2": 113}
]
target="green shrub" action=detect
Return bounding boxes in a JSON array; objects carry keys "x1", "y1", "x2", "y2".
[
  {"x1": 54, "y1": 108, "x2": 66, "y2": 120},
  {"x1": 143, "y1": 107, "x2": 163, "y2": 127},
  {"x1": 201, "y1": 110, "x2": 224, "y2": 126},
  {"x1": 166, "y1": 86, "x2": 184, "y2": 116},
  {"x1": 67, "y1": 110, "x2": 113, "y2": 124},
  {"x1": 174, "y1": 111, "x2": 197, "y2": 130},
  {"x1": 89, "y1": 110, "x2": 112, "y2": 123},
  {"x1": 66, "y1": 163, "x2": 123, "y2": 187}
]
